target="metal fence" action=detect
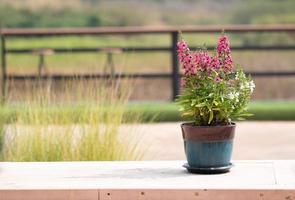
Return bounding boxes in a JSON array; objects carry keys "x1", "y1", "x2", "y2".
[{"x1": 1, "y1": 24, "x2": 295, "y2": 101}]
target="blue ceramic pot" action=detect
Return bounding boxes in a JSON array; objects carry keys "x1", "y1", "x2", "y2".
[{"x1": 181, "y1": 123, "x2": 236, "y2": 168}]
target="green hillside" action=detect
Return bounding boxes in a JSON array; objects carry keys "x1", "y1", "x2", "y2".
[{"x1": 0, "y1": 0, "x2": 294, "y2": 28}]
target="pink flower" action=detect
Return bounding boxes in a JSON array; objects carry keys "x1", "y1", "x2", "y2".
[
  {"x1": 217, "y1": 35, "x2": 233, "y2": 73},
  {"x1": 215, "y1": 76, "x2": 221, "y2": 83},
  {"x1": 180, "y1": 78, "x2": 187, "y2": 87},
  {"x1": 177, "y1": 33, "x2": 234, "y2": 83},
  {"x1": 210, "y1": 57, "x2": 220, "y2": 70},
  {"x1": 177, "y1": 40, "x2": 196, "y2": 75},
  {"x1": 195, "y1": 51, "x2": 219, "y2": 72}
]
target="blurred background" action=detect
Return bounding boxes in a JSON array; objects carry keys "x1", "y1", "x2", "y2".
[
  {"x1": 1, "y1": 0, "x2": 294, "y2": 27},
  {"x1": 0, "y1": 0, "x2": 294, "y2": 161}
]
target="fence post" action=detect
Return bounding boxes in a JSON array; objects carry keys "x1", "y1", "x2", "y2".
[
  {"x1": 1, "y1": 33, "x2": 7, "y2": 103},
  {"x1": 171, "y1": 31, "x2": 179, "y2": 101}
]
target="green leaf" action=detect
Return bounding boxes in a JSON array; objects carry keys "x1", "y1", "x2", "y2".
[
  {"x1": 208, "y1": 93, "x2": 214, "y2": 97},
  {"x1": 195, "y1": 102, "x2": 206, "y2": 107},
  {"x1": 182, "y1": 111, "x2": 194, "y2": 117},
  {"x1": 208, "y1": 110, "x2": 214, "y2": 124},
  {"x1": 213, "y1": 100, "x2": 219, "y2": 106},
  {"x1": 191, "y1": 99, "x2": 197, "y2": 106}
]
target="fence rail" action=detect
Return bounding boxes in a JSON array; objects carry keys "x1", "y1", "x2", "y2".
[
  {"x1": 1, "y1": 24, "x2": 295, "y2": 101},
  {"x1": 6, "y1": 71, "x2": 295, "y2": 81},
  {"x1": 6, "y1": 46, "x2": 295, "y2": 54},
  {"x1": 2, "y1": 24, "x2": 295, "y2": 36}
]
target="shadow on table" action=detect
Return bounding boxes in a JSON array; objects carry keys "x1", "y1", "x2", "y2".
[{"x1": 66, "y1": 167, "x2": 205, "y2": 179}]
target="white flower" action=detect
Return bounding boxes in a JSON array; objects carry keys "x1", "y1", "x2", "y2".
[
  {"x1": 235, "y1": 73, "x2": 239, "y2": 80},
  {"x1": 240, "y1": 81, "x2": 255, "y2": 93},
  {"x1": 228, "y1": 92, "x2": 239, "y2": 101},
  {"x1": 234, "y1": 92, "x2": 240, "y2": 102},
  {"x1": 248, "y1": 80, "x2": 255, "y2": 93},
  {"x1": 228, "y1": 92, "x2": 235, "y2": 100}
]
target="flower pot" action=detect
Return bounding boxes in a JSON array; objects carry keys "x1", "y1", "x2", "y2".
[{"x1": 181, "y1": 122, "x2": 236, "y2": 174}]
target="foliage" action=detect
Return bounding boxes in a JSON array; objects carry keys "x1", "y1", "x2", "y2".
[
  {"x1": 0, "y1": 2, "x2": 151, "y2": 28},
  {"x1": 0, "y1": 0, "x2": 294, "y2": 28},
  {"x1": 230, "y1": 0, "x2": 295, "y2": 24},
  {"x1": 177, "y1": 33, "x2": 255, "y2": 126}
]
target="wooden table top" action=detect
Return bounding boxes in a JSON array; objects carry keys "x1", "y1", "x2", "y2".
[{"x1": 0, "y1": 160, "x2": 295, "y2": 200}]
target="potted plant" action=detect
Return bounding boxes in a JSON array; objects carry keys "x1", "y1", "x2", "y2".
[{"x1": 177, "y1": 32, "x2": 255, "y2": 174}]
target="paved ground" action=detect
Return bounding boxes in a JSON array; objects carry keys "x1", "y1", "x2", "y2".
[{"x1": 129, "y1": 121, "x2": 295, "y2": 160}]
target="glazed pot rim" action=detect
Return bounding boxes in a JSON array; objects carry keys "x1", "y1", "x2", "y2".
[
  {"x1": 181, "y1": 122, "x2": 236, "y2": 128},
  {"x1": 181, "y1": 122, "x2": 236, "y2": 141}
]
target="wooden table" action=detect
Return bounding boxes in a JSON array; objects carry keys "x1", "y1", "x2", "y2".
[{"x1": 0, "y1": 161, "x2": 295, "y2": 200}]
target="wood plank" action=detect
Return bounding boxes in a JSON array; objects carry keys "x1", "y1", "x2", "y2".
[
  {"x1": 1, "y1": 24, "x2": 295, "y2": 36},
  {"x1": 0, "y1": 161, "x2": 295, "y2": 200},
  {"x1": 0, "y1": 161, "x2": 278, "y2": 189},
  {"x1": 99, "y1": 189, "x2": 295, "y2": 200},
  {"x1": 0, "y1": 189, "x2": 98, "y2": 200}
]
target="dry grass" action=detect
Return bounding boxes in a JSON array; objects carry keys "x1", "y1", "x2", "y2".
[{"x1": 0, "y1": 79, "x2": 144, "y2": 161}]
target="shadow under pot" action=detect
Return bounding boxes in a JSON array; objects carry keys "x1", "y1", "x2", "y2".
[{"x1": 181, "y1": 122, "x2": 236, "y2": 174}]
